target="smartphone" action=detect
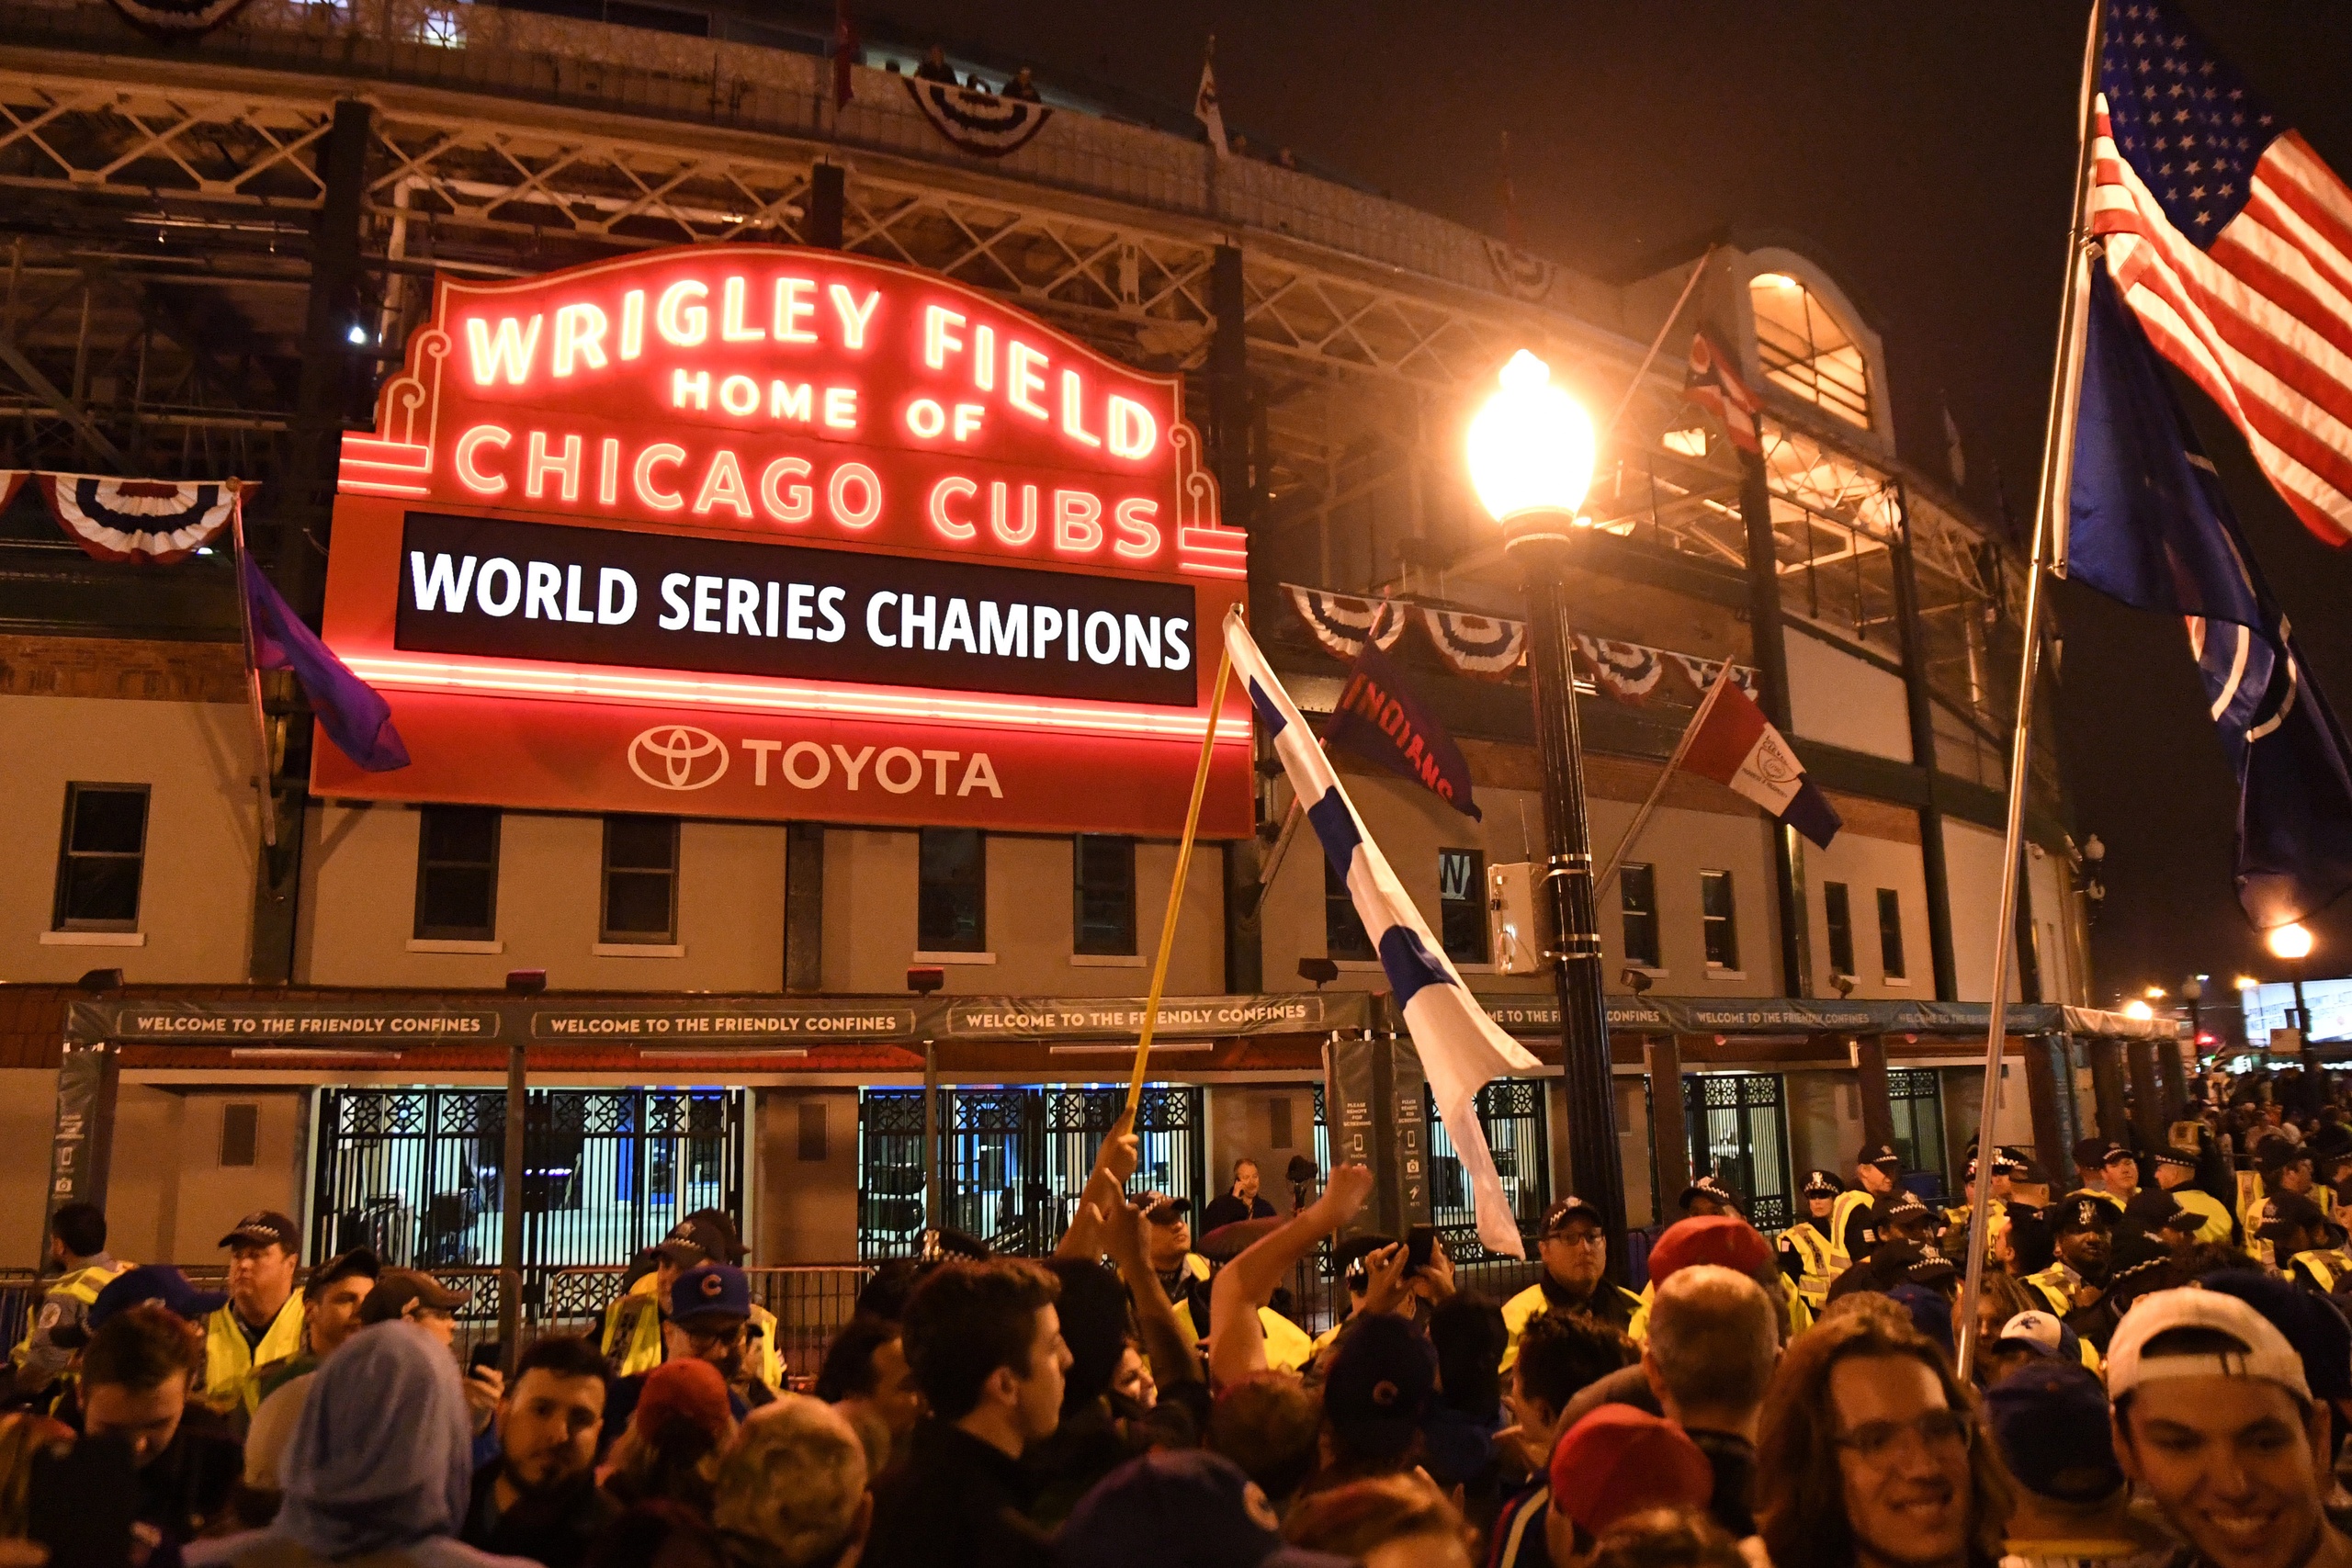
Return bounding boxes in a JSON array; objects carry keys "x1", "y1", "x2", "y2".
[
  {"x1": 1406, "y1": 1224, "x2": 1438, "y2": 1275},
  {"x1": 469, "y1": 1339, "x2": 505, "y2": 1374},
  {"x1": 28, "y1": 1432, "x2": 135, "y2": 1567}
]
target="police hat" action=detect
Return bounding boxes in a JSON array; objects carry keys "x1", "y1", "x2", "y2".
[
  {"x1": 1800, "y1": 1169, "x2": 1845, "y2": 1198},
  {"x1": 1539, "y1": 1196, "x2": 1607, "y2": 1237},
  {"x1": 2053, "y1": 1197, "x2": 2116, "y2": 1235}
]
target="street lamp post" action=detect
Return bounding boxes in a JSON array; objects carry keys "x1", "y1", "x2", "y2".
[
  {"x1": 2269, "y1": 922, "x2": 2315, "y2": 1038},
  {"x1": 1467, "y1": 351, "x2": 1629, "y2": 1270}
]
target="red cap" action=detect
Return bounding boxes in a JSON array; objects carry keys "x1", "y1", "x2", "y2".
[
  {"x1": 1645, "y1": 1214, "x2": 1772, "y2": 1289},
  {"x1": 1548, "y1": 1404, "x2": 1715, "y2": 1537},
  {"x1": 633, "y1": 1357, "x2": 733, "y2": 1444}
]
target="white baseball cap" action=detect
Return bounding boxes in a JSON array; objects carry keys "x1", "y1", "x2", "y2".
[
  {"x1": 2107, "y1": 1287, "x2": 2311, "y2": 1404},
  {"x1": 1997, "y1": 1310, "x2": 2073, "y2": 1357}
]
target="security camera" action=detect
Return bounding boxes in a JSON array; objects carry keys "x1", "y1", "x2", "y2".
[
  {"x1": 906, "y1": 966, "x2": 945, "y2": 996},
  {"x1": 1619, "y1": 967, "x2": 1653, "y2": 996}
]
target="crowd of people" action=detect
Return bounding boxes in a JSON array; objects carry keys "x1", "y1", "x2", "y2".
[{"x1": 6, "y1": 1066, "x2": 2352, "y2": 1568}]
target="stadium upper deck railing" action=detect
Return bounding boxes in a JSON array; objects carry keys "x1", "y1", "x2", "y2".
[{"x1": 3, "y1": 0, "x2": 1624, "y2": 334}]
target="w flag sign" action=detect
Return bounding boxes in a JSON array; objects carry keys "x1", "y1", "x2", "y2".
[
  {"x1": 1682, "y1": 674, "x2": 1841, "y2": 850},
  {"x1": 1225, "y1": 611, "x2": 1539, "y2": 1258}
]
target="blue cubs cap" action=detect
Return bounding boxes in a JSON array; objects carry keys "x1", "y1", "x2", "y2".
[
  {"x1": 671, "y1": 1262, "x2": 751, "y2": 1325},
  {"x1": 1985, "y1": 1360, "x2": 2125, "y2": 1503},
  {"x1": 1059, "y1": 1450, "x2": 1351, "y2": 1568},
  {"x1": 90, "y1": 1266, "x2": 229, "y2": 1331}
]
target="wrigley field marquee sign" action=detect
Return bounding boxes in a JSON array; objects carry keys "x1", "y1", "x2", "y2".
[{"x1": 319, "y1": 246, "x2": 1251, "y2": 836}]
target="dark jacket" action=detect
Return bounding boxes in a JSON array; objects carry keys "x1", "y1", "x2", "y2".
[
  {"x1": 1685, "y1": 1427, "x2": 1758, "y2": 1539},
  {"x1": 463, "y1": 1464, "x2": 619, "y2": 1568},
  {"x1": 1201, "y1": 1193, "x2": 1276, "y2": 1233},
  {"x1": 136, "y1": 1405, "x2": 243, "y2": 1545},
  {"x1": 865, "y1": 1421, "x2": 1054, "y2": 1568}
]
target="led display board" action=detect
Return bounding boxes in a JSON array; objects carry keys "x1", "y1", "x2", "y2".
[{"x1": 317, "y1": 245, "x2": 1250, "y2": 835}]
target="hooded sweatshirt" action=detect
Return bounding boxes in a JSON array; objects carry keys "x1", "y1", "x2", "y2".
[{"x1": 187, "y1": 1322, "x2": 535, "y2": 1568}]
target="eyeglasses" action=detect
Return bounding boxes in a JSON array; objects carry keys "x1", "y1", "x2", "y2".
[
  {"x1": 685, "y1": 1324, "x2": 745, "y2": 1348},
  {"x1": 1834, "y1": 1407, "x2": 1972, "y2": 1461}
]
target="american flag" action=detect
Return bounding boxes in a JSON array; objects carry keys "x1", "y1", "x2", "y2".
[{"x1": 2086, "y1": 0, "x2": 2352, "y2": 546}]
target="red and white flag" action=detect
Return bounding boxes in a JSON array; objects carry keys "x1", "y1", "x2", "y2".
[
  {"x1": 2081, "y1": 0, "x2": 2352, "y2": 547},
  {"x1": 1194, "y1": 38, "x2": 1227, "y2": 159},
  {"x1": 1681, "y1": 672, "x2": 1841, "y2": 849},
  {"x1": 1684, "y1": 329, "x2": 1762, "y2": 456}
]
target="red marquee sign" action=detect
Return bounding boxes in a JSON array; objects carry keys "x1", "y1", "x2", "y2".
[{"x1": 316, "y1": 245, "x2": 1250, "y2": 837}]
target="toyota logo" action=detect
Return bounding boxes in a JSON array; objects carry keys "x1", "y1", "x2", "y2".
[{"x1": 628, "y1": 725, "x2": 729, "y2": 791}]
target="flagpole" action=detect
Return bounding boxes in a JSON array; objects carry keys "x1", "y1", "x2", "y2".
[
  {"x1": 1595, "y1": 243, "x2": 1717, "y2": 450},
  {"x1": 1125, "y1": 619, "x2": 1238, "y2": 1117},
  {"x1": 229, "y1": 487, "x2": 278, "y2": 852},
  {"x1": 1956, "y1": 0, "x2": 2106, "y2": 1384},
  {"x1": 1596, "y1": 660, "x2": 1736, "y2": 898}
]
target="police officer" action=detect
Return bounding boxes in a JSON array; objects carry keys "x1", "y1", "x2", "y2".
[
  {"x1": 603, "y1": 1262, "x2": 774, "y2": 1441},
  {"x1": 2244, "y1": 1136, "x2": 2334, "y2": 1268},
  {"x1": 603, "y1": 1209, "x2": 783, "y2": 1392},
  {"x1": 2144, "y1": 1146, "x2": 2229, "y2": 1241},
  {"x1": 11, "y1": 1201, "x2": 133, "y2": 1400},
  {"x1": 1778, "y1": 1170, "x2": 1842, "y2": 1311},
  {"x1": 1500, "y1": 1196, "x2": 1642, "y2": 1368},
  {"x1": 2261, "y1": 1192, "x2": 2352, "y2": 1294},
  {"x1": 205, "y1": 1212, "x2": 306, "y2": 1424},
  {"x1": 1677, "y1": 1175, "x2": 1744, "y2": 1220},
  {"x1": 1829, "y1": 1143, "x2": 1904, "y2": 1273},
  {"x1": 2025, "y1": 1197, "x2": 2115, "y2": 1317}
]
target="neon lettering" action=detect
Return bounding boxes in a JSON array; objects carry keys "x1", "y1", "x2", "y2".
[
  {"x1": 1107, "y1": 395, "x2": 1157, "y2": 459},
  {"x1": 598, "y1": 437, "x2": 621, "y2": 505},
  {"x1": 829, "y1": 284, "x2": 880, "y2": 348},
  {"x1": 453, "y1": 424, "x2": 511, "y2": 496},
  {"x1": 718, "y1": 375, "x2": 760, "y2": 417},
  {"x1": 1061, "y1": 370, "x2": 1102, "y2": 447},
  {"x1": 655, "y1": 280, "x2": 708, "y2": 347},
  {"x1": 634, "y1": 443, "x2": 686, "y2": 512},
  {"x1": 823, "y1": 387, "x2": 859, "y2": 430},
  {"x1": 464, "y1": 315, "x2": 541, "y2": 386},
  {"x1": 1112, "y1": 498, "x2": 1161, "y2": 559},
  {"x1": 1008, "y1": 341, "x2": 1047, "y2": 417},
  {"x1": 923, "y1": 305, "x2": 966, "y2": 368},
  {"x1": 773, "y1": 276, "x2": 817, "y2": 343},
  {"x1": 551, "y1": 303, "x2": 607, "y2": 377},
  {"x1": 619, "y1": 289, "x2": 645, "y2": 359},
  {"x1": 720, "y1": 276, "x2": 765, "y2": 343},
  {"x1": 759, "y1": 457, "x2": 814, "y2": 524},
  {"x1": 525, "y1": 429, "x2": 581, "y2": 502},
  {"x1": 928, "y1": 476, "x2": 978, "y2": 540},
  {"x1": 673, "y1": 368, "x2": 710, "y2": 411},
  {"x1": 830, "y1": 463, "x2": 881, "y2": 527},
  {"x1": 974, "y1": 324, "x2": 996, "y2": 391},
  {"x1": 990, "y1": 481, "x2": 1038, "y2": 547},
  {"x1": 953, "y1": 403, "x2": 985, "y2": 441},
  {"x1": 906, "y1": 398, "x2": 947, "y2": 439},
  {"x1": 770, "y1": 381, "x2": 813, "y2": 422},
  {"x1": 692, "y1": 449, "x2": 754, "y2": 519},
  {"x1": 1054, "y1": 489, "x2": 1103, "y2": 552}
]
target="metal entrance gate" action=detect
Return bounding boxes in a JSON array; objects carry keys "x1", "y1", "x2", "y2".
[
  {"x1": 855, "y1": 1086, "x2": 1204, "y2": 1259},
  {"x1": 1682, "y1": 1072, "x2": 1792, "y2": 1229},
  {"x1": 311, "y1": 1088, "x2": 744, "y2": 1270}
]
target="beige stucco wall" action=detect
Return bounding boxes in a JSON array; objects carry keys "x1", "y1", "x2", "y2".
[
  {"x1": 0, "y1": 695, "x2": 254, "y2": 984},
  {"x1": 1801, "y1": 829, "x2": 1930, "y2": 998},
  {"x1": 301, "y1": 803, "x2": 786, "y2": 990},
  {"x1": 1786, "y1": 629, "x2": 1914, "y2": 763},
  {"x1": 0, "y1": 1070, "x2": 58, "y2": 1268},
  {"x1": 753, "y1": 1087, "x2": 858, "y2": 1262},
  {"x1": 106, "y1": 1085, "x2": 306, "y2": 1265}
]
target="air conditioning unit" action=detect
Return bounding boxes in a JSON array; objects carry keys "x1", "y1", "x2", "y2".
[{"x1": 1487, "y1": 862, "x2": 1548, "y2": 976}]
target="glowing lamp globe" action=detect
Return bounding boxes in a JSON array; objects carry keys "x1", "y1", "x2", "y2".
[
  {"x1": 2120, "y1": 998, "x2": 2155, "y2": 1021},
  {"x1": 1467, "y1": 351, "x2": 1596, "y2": 532},
  {"x1": 2268, "y1": 922, "x2": 2315, "y2": 961}
]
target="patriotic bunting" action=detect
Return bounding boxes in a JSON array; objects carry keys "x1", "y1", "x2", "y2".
[
  {"x1": 0, "y1": 471, "x2": 25, "y2": 515},
  {"x1": 1286, "y1": 585, "x2": 1408, "y2": 660},
  {"x1": 103, "y1": 0, "x2": 250, "y2": 34},
  {"x1": 1419, "y1": 606, "x2": 1525, "y2": 679},
  {"x1": 40, "y1": 474, "x2": 240, "y2": 564},
  {"x1": 1575, "y1": 636, "x2": 1667, "y2": 704},
  {"x1": 1664, "y1": 651, "x2": 1761, "y2": 705},
  {"x1": 901, "y1": 77, "x2": 1053, "y2": 158}
]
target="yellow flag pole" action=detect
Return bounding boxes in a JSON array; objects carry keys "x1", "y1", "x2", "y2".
[{"x1": 1125, "y1": 628, "x2": 1238, "y2": 1118}]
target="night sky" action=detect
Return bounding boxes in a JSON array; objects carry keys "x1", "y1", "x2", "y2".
[{"x1": 875, "y1": 0, "x2": 2352, "y2": 1004}]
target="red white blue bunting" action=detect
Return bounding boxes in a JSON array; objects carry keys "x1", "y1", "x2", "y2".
[
  {"x1": 104, "y1": 0, "x2": 251, "y2": 34},
  {"x1": 39, "y1": 473, "x2": 241, "y2": 564},
  {"x1": 901, "y1": 78, "x2": 1054, "y2": 158},
  {"x1": 1575, "y1": 636, "x2": 1667, "y2": 704},
  {"x1": 1286, "y1": 584, "x2": 1408, "y2": 660},
  {"x1": 1419, "y1": 607, "x2": 1524, "y2": 680}
]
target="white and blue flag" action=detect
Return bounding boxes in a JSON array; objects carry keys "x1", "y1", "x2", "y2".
[{"x1": 1226, "y1": 608, "x2": 1541, "y2": 1258}]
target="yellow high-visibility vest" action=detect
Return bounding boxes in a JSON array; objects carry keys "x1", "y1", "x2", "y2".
[
  {"x1": 204, "y1": 1291, "x2": 305, "y2": 1418},
  {"x1": 1828, "y1": 1190, "x2": 1876, "y2": 1272},
  {"x1": 10, "y1": 1258, "x2": 133, "y2": 1371},
  {"x1": 1499, "y1": 1280, "x2": 1644, "y2": 1370},
  {"x1": 603, "y1": 1273, "x2": 784, "y2": 1390},
  {"x1": 1778, "y1": 1224, "x2": 1836, "y2": 1308}
]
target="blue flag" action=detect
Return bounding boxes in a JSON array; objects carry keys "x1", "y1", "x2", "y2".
[
  {"x1": 241, "y1": 554, "x2": 411, "y2": 773},
  {"x1": 2064, "y1": 261, "x2": 2352, "y2": 928},
  {"x1": 1322, "y1": 613, "x2": 1480, "y2": 820}
]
